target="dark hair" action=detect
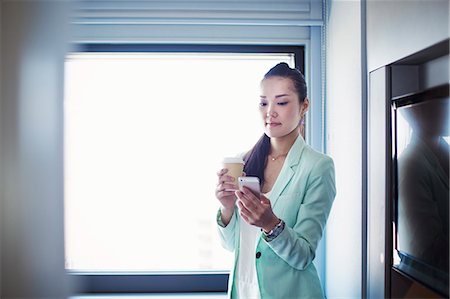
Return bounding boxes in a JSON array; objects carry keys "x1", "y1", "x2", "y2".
[
  {"x1": 243, "y1": 63, "x2": 307, "y2": 186},
  {"x1": 264, "y1": 62, "x2": 307, "y2": 103}
]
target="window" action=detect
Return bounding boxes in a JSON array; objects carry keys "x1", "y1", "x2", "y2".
[{"x1": 64, "y1": 45, "x2": 303, "y2": 292}]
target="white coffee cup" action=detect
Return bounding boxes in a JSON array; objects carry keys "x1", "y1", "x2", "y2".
[{"x1": 222, "y1": 157, "x2": 244, "y2": 191}]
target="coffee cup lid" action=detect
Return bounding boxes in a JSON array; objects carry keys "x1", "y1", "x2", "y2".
[{"x1": 222, "y1": 157, "x2": 244, "y2": 164}]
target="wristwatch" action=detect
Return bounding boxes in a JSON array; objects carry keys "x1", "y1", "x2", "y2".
[{"x1": 262, "y1": 219, "x2": 285, "y2": 242}]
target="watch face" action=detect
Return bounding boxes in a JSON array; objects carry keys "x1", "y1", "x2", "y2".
[{"x1": 263, "y1": 220, "x2": 285, "y2": 242}]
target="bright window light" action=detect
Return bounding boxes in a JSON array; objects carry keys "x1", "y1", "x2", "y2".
[{"x1": 64, "y1": 52, "x2": 294, "y2": 272}]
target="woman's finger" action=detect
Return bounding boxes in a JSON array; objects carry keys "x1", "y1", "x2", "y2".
[
  {"x1": 236, "y1": 189, "x2": 256, "y2": 202},
  {"x1": 241, "y1": 187, "x2": 260, "y2": 202},
  {"x1": 235, "y1": 190, "x2": 251, "y2": 204},
  {"x1": 237, "y1": 193, "x2": 260, "y2": 215},
  {"x1": 239, "y1": 195, "x2": 258, "y2": 211},
  {"x1": 216, "y1": 168, "x2": 228, "y2": 176},
  {"x1": 217, "y1": 182, "x2": 237, "y2": 190},
  {"x1": 237, "y1": 200, "x2": 252, "y2": 221},
  {"x1": 217, "y1": 174, "x2": 235, "y2": 184},
  {"x1": 216, "y1": 183, "x2": 238, "y2": 196},
  {"x1": 240, "y1": 210, "x2": 251, "y2": 224},
  {"x1": 242, "y1": 186, "x2": 258, "y2": 198},
  {"x1": 217, "y1": 190, "x2": 237, "y2": 198},
  {"x1": 259, "y1": 194, "x2": 271, "y2": 205}
]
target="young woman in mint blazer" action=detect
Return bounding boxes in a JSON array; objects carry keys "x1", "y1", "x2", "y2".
[{"x1": 215, "y1": 63, "x2": 336, "y2": 299}]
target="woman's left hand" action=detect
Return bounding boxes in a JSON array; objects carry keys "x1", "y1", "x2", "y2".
[{"x1": 235, "y1": 187, "x2": 280, "y2": 232}]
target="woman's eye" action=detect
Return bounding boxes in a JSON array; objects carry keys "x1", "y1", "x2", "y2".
[
  {"x1": 259, "y1": 102, "x2": 267, "y2": 107},
  {"x1": 278, "y1": 101, "x2": 288, "y2": 106}
]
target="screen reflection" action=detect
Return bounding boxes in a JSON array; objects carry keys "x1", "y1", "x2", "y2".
[{"x1": 395, "y1": 96, "x2": 449, "y2": 296}]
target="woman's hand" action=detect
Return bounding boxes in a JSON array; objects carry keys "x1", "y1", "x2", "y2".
[
  {"x1": 215, "y1": 168, "x2": 241, "y2": 225},
  {"x1": 235, "y1": 187, "x2": 280, "y2": 232}
]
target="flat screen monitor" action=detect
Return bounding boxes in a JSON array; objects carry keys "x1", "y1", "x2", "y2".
[{"x1": 392, "y1": 86, "x2": 449, "y2": 297}]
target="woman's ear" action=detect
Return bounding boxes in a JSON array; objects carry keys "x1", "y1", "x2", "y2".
[
  {"x1": 299, "y1": 97, "x2": 309, "y2": 139},
  {"x1": 301, "y1": 97, "x2": 310, "y2": 117}
]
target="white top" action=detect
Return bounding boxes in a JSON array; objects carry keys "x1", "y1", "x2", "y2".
[
  {"x1": 234, "y1": 192, "x2": 270, "y2": 299},
  {"x1": 235, "y1": 216, "x2": 261, "y2": 299}
]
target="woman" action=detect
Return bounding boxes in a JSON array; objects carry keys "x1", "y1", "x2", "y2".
[{"x1": 215, "y1": 63, "x2": 336, "y2": 298}]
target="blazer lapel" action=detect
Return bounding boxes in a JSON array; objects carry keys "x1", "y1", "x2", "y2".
[{"x1": 269, "y1": 135, "x2": 306, "y2": 209}]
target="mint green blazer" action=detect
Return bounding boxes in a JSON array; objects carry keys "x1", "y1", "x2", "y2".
[{"x1": 217, "y1": 135, "x2": 336, "y2": 299}]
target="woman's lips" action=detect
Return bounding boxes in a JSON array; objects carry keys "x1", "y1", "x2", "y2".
[{"x1": 266, "y1": 122, "x2": 281, "y2": 127}]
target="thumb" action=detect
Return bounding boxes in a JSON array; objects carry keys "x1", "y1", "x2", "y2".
[{"x1": 260, "y1": 195, "x2": 271, "y2": 205}]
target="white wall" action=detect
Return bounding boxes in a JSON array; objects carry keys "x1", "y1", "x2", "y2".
[
  {"x1": 1, "y1": 1, "x2": 71, "y2": 297},
  {"x1": 0, "y1": 1, "x2": 2, "y2": 294},
  {"x1": 364, "y1": 0, "x2": 448, "y2": 297},
  {"x1": 325, "y1": 1, "x2": 362, "y2": 298},
  {"x1": 325, "y1": 0, "x2": 449, "y2": 298},
  {"x1": 367, "y1": 0, "x2": 449, "y2": 72}
]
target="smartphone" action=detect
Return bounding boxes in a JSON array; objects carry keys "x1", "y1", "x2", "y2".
[{"x1": 238, "y1": 176, "x2": 261, "y2": 197}]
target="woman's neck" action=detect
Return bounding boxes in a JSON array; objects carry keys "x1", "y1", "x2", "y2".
[{"x1": 270, "y1": 128, "x2": 300, "y2": 156}]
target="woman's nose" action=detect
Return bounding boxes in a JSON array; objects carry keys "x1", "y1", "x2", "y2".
[{"x1": 266, "y1": 107, "x2": 278, "y2": 118}]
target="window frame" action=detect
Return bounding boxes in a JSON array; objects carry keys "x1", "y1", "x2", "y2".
[{"x1": 66, "y1": 44, "x2": 304, "y2": 294}]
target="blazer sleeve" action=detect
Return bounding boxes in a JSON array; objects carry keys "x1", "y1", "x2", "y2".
[
  {"x1": 216, "y1": 151, "x2": 246, "y2": 252},
  {"x1": 216, "y1": 207, "x2": 239, "y2": 252},
  {"x1": 265, "y1": 156, "x2": 336, "y2": 270}
]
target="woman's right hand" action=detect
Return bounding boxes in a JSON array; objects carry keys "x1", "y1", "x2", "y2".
[{"x1": 215, "y1": 168, "x2": 240, "y2": 224}]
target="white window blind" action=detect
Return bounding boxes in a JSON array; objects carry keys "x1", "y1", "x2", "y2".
[
  {"x1": 64, "y1": 52, "x2": 295, "y2": 272},
  {"x1": 72, "y1": 0, "x2": 323, "y2": 44}
]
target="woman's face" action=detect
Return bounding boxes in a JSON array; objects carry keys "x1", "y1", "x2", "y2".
[{"x1": 259, "y1": 76, "x2": 304, "y2": 138}]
